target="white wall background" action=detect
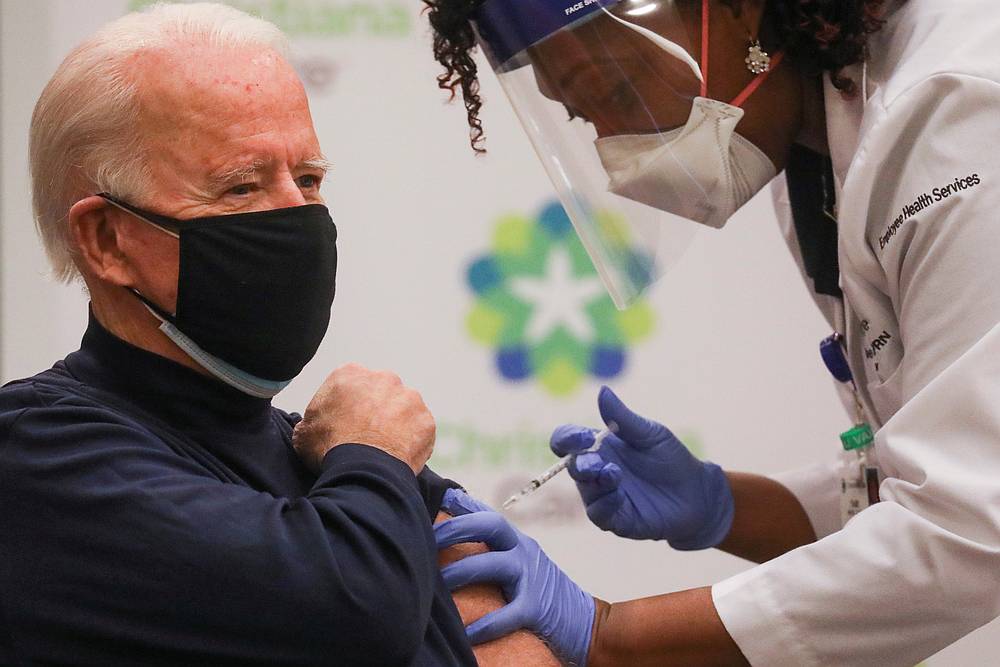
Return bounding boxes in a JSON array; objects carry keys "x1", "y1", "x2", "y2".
[{"x1": 1, "y1": 0, "x2": 996, "y2": 663}]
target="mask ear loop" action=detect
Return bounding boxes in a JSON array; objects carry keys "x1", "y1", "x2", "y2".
[
  {"x1": 96, "y1": 193, "x2": 181, "y2": 322},
  {"x1": 700, "y1": 0, "x2": 784, "y2": 108},
  {"x1": 599, "y1": 6, "x2": 704, "y2": 86},
  {"x1": 99, "y1": 194, "x2": 180, "y2": 239}
]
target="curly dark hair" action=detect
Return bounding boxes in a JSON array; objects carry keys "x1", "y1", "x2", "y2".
[{"x1": 423, "y1": 0, "x2": 891, "y2": 152}]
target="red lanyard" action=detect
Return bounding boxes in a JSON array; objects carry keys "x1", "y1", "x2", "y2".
[{"x1": 700, "y1": 0, "x2": 785, "y2": 107}]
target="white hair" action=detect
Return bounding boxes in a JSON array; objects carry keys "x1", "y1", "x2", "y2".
[{"x1": 29, "y1": 2, "x2": 289, "y2": 282}]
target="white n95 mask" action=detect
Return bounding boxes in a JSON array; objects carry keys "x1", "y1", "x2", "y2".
[{"x1": 594, "y1": 98, "x2": 778, "y2": 229}]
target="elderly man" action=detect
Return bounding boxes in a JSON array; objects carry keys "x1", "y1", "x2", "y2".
[{"x1": 0, "y1": 3, "x2": 560, "y2": 665}]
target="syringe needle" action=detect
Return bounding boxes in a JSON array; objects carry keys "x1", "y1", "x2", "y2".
[
  {"x1": 501, "y1": 494, "x2": 522, "y2": 510},
  {"x1": 500, "y1": 428, "x2": 611, "y2": 510}
]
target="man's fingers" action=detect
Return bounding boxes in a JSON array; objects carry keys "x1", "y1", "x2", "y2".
[
  {"x1": 440, "y1": 551, "x2": 521, "y2": 591},
  {"x1": 465, "y1": 601, "x2": 530, "y2": 646},
  {"x1": 550, "y1": 424, "x2": 596, "y2": 457},
  {"x1": 597, "y1": 386, "x2": 664, "y2": 450},
  {"x1": 434, "y1": 512, "x2": 519, "y2": 551}
]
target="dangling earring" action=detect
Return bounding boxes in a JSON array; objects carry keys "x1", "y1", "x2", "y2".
[{"x1": 745, "y1": 38, "x2": 772, "y2": 74}]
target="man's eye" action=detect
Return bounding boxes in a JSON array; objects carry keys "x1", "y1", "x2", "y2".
[
  {"x1": 297, "y1": 174, "x2": 322, "y2": 189},
  {"x1": 228, "y1": 183, "x2": 256, "y2": 196}
]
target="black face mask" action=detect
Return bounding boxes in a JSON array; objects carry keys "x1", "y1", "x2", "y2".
[{"x1": 99, "y1": 194, "x2": 337, "y2": 396}]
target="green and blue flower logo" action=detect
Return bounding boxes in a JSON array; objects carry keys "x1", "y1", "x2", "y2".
[{"x1": 465, "y1": 201, "x2": 655, "y2": 397}]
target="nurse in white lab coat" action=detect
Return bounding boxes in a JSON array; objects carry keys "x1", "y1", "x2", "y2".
[{"x1": 427, "y1": 0, "x2": 1000, "y2": 665}]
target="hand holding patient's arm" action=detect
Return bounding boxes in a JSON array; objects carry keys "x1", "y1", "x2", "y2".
[
  {"x1": 436, "y1": 489, "x2": 594, "y2": 666},
  {"x1": 436, "y1": 511, "x2": 562, "y2": 666}
]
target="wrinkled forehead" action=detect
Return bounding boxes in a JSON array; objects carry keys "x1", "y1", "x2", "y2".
[{"x1": 129, "y1": 42, "x2": 312, "y2": 140}]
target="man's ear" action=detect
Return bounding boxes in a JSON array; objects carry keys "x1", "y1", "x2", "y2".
[{"x1": 68, "y1": 195, "x2": 135, "y2": 287}]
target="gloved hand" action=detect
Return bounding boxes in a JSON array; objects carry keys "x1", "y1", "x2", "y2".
[
  {"x1": 436, "y1": 488, "x2": 595, "y2": 666},
  {"x1": 551, "y1": 386, "x2": 734, "y2": 550}
]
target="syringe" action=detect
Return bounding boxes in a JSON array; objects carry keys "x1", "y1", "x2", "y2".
[{"x1": 501, "y1": 428, "x2": 612, "y2": 510}]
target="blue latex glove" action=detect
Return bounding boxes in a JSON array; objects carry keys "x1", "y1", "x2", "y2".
[
  {"x1": 437, "y1": 488, "x2": 595, "y2": 666},
  {"x1": 551, "y1": 386, "x2": 734, "y2": 550}
]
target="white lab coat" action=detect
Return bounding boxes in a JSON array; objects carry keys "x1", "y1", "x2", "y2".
[{"x1": 712, "y1": 1, "x2": 1000, "y2": 664}]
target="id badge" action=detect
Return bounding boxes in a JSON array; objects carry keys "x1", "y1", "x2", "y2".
[
  {"x1": 840, "y1": 458, "x2": 880, "y2": 526},
  {"x1": 822, "y1": 335, "x2": 882, "y2": 527}
]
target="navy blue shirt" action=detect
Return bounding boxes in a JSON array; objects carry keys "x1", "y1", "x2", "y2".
[{"x1": 0, "y1": 314, "x2": 476, "y2": 666}]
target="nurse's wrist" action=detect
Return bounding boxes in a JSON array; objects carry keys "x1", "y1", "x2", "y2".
[
  {"x1": 585, "y1": 597, "x2": 612, "y2": 667},
  {"x1": 668, "y1": 461, "x2": 736, "y2": 551},
  {"x1": 585, "y1": 597, "x2": 646, "y2": 667},
  {"x1": 715, "y1": 472, "x2": 817, "y2": 563}
]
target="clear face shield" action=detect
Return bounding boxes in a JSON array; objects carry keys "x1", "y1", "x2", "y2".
[{"x1": 472, "y1": 0, "x2": 783, "y2": 308}]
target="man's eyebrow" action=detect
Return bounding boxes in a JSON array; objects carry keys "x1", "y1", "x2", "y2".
[
  {"x1": 209, "y1": 158, "x2": 272, "y2": 187},
  {"x1": 206, "y1": 155, "x2": 332, "y2": 189},
  {"x1": 301, "y1": 156, "x2": 334, "y2": 173}
]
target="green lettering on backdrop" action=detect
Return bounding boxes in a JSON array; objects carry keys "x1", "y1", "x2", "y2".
[
  {"x1": 434, "y1": 421, "x2": 705, "y2": 471},
  {"x1": 126, "y1": 0, "x2": 412, "y2": 37}
]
